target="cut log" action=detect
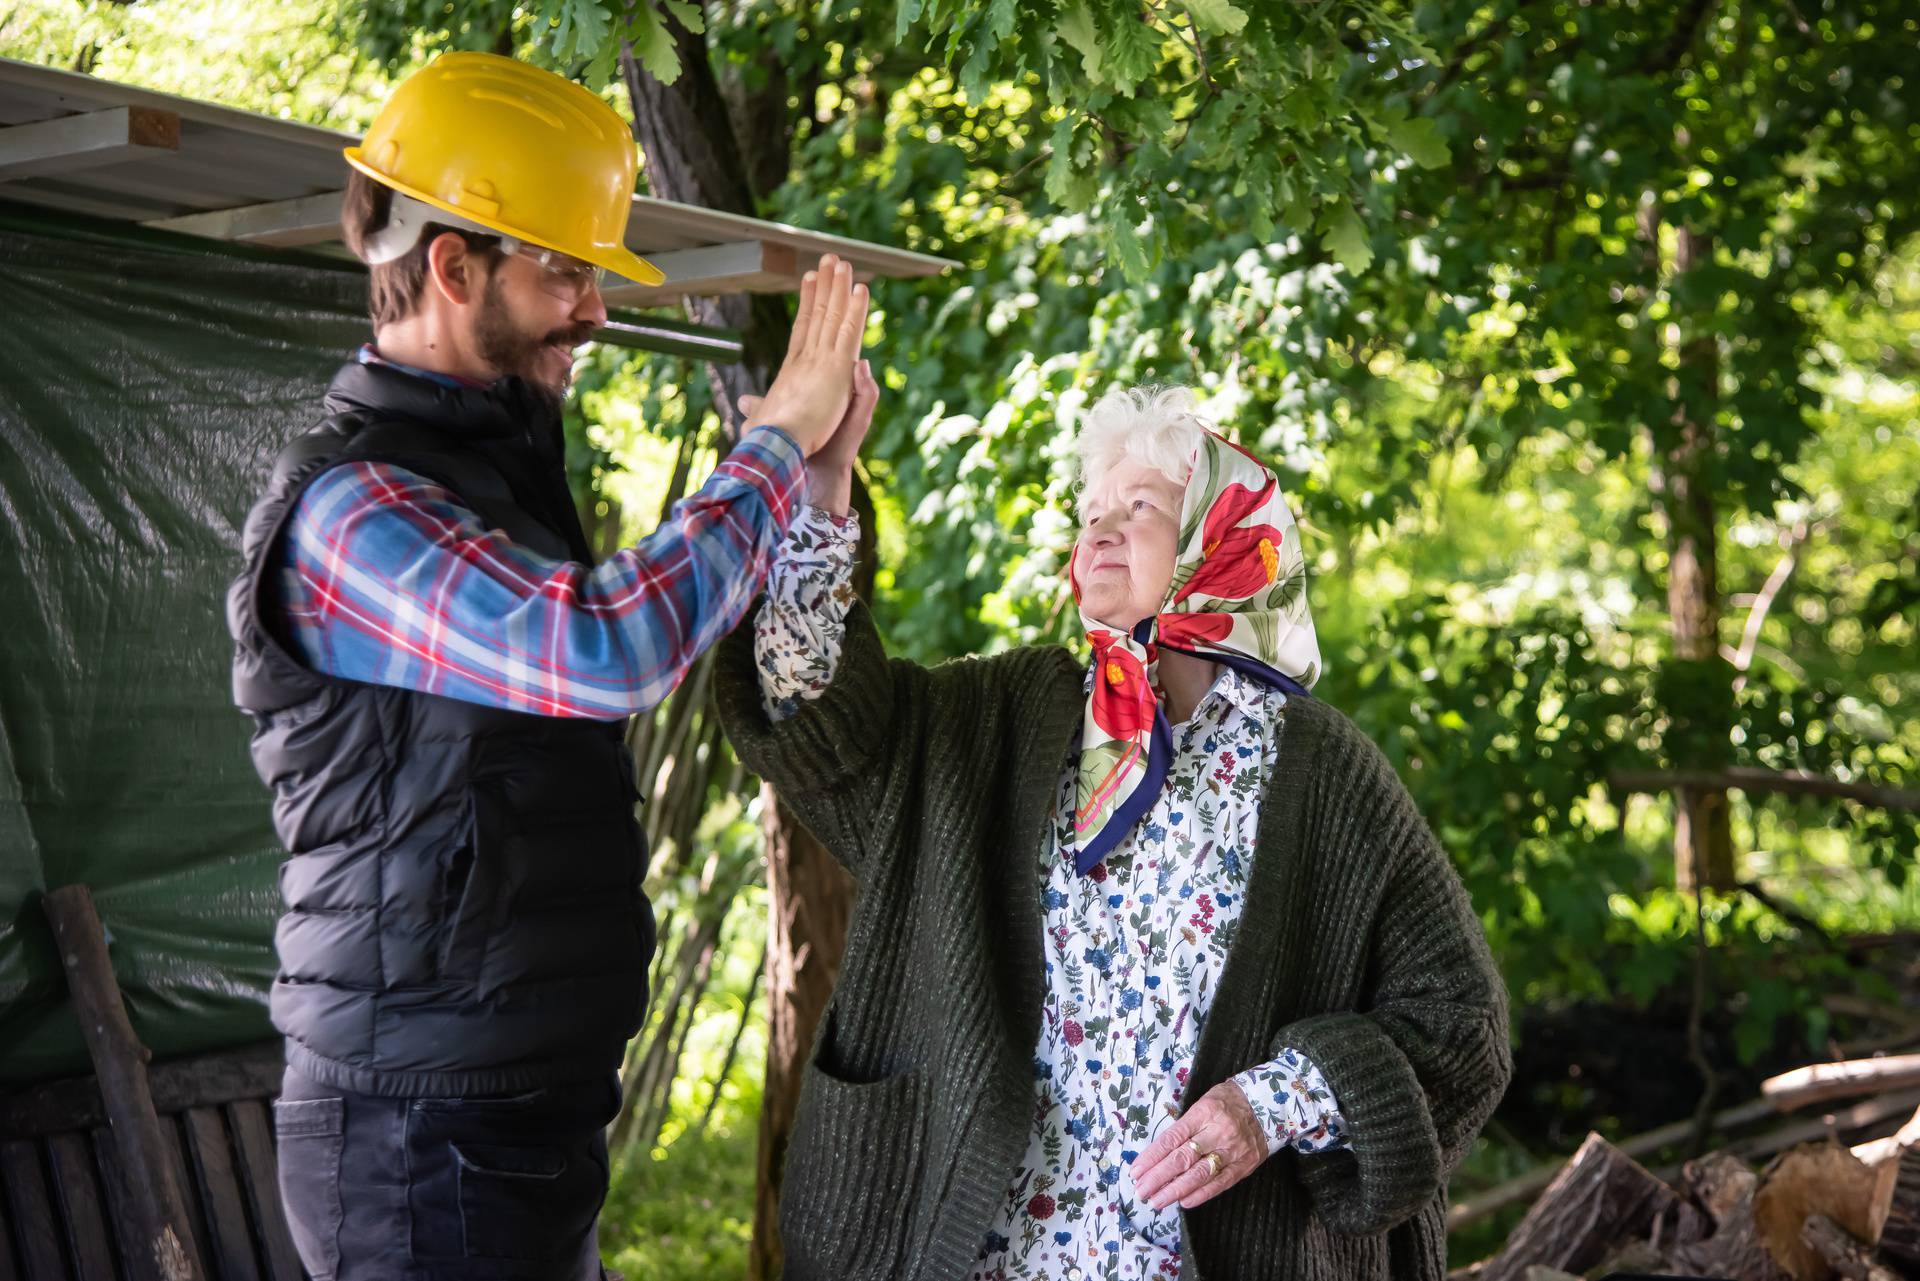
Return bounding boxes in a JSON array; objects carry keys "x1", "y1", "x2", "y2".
[
  {"x1": 1750, "y1": 1142, "x2": 1880, "y2": 1280},
  {"x1": 1801, "y1": 1214, "x2": 1901, "y2": 1281},
  {"x1": 1450, "y1": 1094, "x2": 1777, "y2": 1229},
  {"x1": 1870, "y1": 1144, "x2": 1920, "y2": 1266},
  {"x1": 1668, "y1": 1147, "x2": 1793, "y2": 1281},
  {"x1": 1478, "y1": 1134, "x2": 1679, "y2": 1281},
  {"x1": 1853, "y1": 1103, "x2": 1920, "y2": 1169},
  {"x1": 1685, "y1": 1150, "x2": 1761, "y2": 1226},
  {"x1": 1766, "y1": 1055, "x2": 1920, "y2": 1111},
  {"x1": 1668, "y1": 1214, "x2": 1794, "y2": 1278},
  {"x1": 1453, "y1": 1089, "x2": 1920, "y2": 1233}
]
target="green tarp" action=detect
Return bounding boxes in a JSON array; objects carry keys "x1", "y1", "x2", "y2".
[{"x1": 0, "y1": 201, "x2": 371, "y2": 1083}]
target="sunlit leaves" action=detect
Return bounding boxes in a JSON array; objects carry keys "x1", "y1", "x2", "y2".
[{"x1": 1184, "y1": 0, "x2": 1249, "y2": 38}]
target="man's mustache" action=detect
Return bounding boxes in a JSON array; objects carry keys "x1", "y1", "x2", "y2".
[{"x1": 545, "y1": 322, "x2": 598, "y2": 348}]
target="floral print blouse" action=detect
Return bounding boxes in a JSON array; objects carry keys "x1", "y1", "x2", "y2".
[{"x1": 755, "y1": 507, "x2": 1350, "y2": 1281}]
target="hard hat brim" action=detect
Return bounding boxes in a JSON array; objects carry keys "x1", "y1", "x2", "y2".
[{"x1": 344, "y1": 146, "x2": 667, "y2": 288}]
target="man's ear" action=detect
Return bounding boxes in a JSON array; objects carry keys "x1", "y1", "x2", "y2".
[{"x1": 425, "y1": 232, "x2": 480, "y2": 308}]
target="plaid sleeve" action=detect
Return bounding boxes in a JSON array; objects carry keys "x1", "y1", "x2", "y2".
[{"x1": 276, "y1": 426, "x2": 807, "y2": 719}]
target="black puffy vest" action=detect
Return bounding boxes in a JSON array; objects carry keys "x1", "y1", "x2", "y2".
[{"x1": 228, "y1": 359, "x2": 655, "y2": 1097}]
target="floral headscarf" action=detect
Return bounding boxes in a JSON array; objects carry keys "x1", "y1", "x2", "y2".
[{"x1": 1068, "y1": 430, "x2": 1323, "y2": 875}]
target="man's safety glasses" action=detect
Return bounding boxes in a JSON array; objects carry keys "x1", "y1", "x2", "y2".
[{"x1": 493, "y1": 235, "x2": 609, "y2": 303}]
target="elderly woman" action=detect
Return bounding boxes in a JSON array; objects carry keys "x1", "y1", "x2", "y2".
[{"x1": 717, "y1": 372, "x2": 1511, "y2": 1281}]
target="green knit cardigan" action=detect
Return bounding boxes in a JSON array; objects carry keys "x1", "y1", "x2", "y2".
[{"x1": 715, "y1": 602, "x2": 1512, "y2": 1281}]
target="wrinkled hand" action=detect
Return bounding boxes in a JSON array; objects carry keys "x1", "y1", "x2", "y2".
[
  {"x1": 1131, "y1": 1081, "x2": 1269, "y2": 1211},
  {"x1": 744, "y1": 354, "x2": 875, "y2": 518},
  {"x1": 743, "y1": 255, "x2": 869, "y2": 455},
  {"x1": 811, "y1": 356, "x2": 877, "y2": 473}
]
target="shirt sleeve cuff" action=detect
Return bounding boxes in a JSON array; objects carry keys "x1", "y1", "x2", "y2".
[
  {"x1": 793, "y1": 504, "x2": 862, "y2": 544},
  {"x1": 1230, "y1": 1047, "x2": 1351, "y2": 1158},
  {"x1": 727, "y1": 424, "x2": 810, "y2": 530}
]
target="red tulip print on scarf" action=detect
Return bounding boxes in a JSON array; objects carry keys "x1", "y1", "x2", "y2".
[{"x1": 1071, "y1": 428, "x2": 1323, "y2": 875}]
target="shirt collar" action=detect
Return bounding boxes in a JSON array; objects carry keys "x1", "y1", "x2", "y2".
[
  {"x1": 1194, "y1": 662, "x2": 1279, "y2": 725},
  {"x1": 356, "y1": 342, "x2": 489, "y2": 390}
]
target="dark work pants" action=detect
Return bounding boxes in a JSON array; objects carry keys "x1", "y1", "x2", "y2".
[{"x1": 275, "y1": 1063, "x2": 620, "y2": 1281}]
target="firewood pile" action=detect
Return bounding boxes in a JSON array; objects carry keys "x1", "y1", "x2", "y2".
[{"x1": 1453, "y1": 1053, "x2": 1920, "y2": 1281}]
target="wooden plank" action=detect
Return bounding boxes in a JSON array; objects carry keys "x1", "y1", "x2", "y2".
[
  {"x1": 625, "y1": 192, "x2": 954, "y2": 276},
  {"x1": 601, "y1": 241, "x2": 799, "y2": 307},
  {"x1": 157, "y1": 1116, "x2": 208, "y2": 1280},
  {"x1": 224, "y1": 1102, "x2": 301, "y2": 1281},
  {"x1": 144, "y1": 191, "x2": 344, "y2": 246},
  {"x1": 41, "y1": 885, "x2": 203, "y2": 1281},
  {"x1": 0, "y1": 107, "x2": 179, "y2": 182},
  {"x1": 0, "y1": 1041, "x2": 283, "y2": 1141},
  {"x1": 0, "y1": 1139, "x2": 70, "y2": 1280},
  {"x1": 181, "y1": 1109, "x2": 262, "y2": 1281},
  {"x1": 0, "y1": 57, "x2": 355, "y2": 150},
  {"x1": 45, "y1": 1133, "x2": 117, "y2": 1281}
]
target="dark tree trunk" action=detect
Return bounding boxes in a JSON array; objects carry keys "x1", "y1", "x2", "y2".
[
  {"x1": 619, "y1": 15, "x2": 866, "y2": 1280},
  {"x1": 622, "y1": 15, "x2": 793, "y2": 425},
  {"x1": 1659, "y1": 225, "x2": 1735, "y2": 893},
  {"x1": 1641, "y1": 210, "x2": 1735, "y2": 894}
]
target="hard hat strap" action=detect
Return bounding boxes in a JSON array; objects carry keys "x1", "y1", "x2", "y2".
[{"x1": 360, "y1": 192, "x2": 499, "y2": 265}]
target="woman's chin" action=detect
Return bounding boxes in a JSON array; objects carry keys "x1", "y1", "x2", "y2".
[{"x1": 1083, "y1": 604, "x2": 1151, "y2": 634}]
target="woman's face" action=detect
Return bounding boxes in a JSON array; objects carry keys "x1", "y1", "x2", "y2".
[{"x1": 1074, "y1": 456, "x2": 1186, "y2": 631}]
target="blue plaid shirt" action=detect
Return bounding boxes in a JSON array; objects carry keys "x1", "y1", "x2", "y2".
[{"x1": 275, "y1": 354, "x2": 807, "y2": 719}]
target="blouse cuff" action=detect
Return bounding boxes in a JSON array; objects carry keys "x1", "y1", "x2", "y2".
[
  {"x1": 1229, "y1": 1046, "x2": 1351, "y2": 1158},
  {"x1": 753, "y1": 506, "x2": 861, "y2": 721}
]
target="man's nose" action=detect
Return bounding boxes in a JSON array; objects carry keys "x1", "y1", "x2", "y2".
[{"x1": 573, "y1": 283, "x2": 608, "y2": 329}]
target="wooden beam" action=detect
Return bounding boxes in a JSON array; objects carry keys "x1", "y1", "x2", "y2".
[
  {"x1": 625, "y1": 192, "x2": 954, "y2": 279},
  {"x1": 602, "y1": 240, "x2": 800, "y2": 306},
  {"x1": 1608, "y1": 766, "x2": 1920, "y2": 813},
  {"x1": 0, "y1": 1041, "x2": 284, "y2": 1140},
  {"x1": 143, "y1": 190, "x2": 342, "y2": 246},
  {"x1": 0, "y1": 107, "x2": 179, "y2": 182},
  {"x1": 42, "y1": 885, "x2": 204, "y2": 1281}
]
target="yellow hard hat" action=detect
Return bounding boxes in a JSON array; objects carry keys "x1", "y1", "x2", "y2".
[{"x1": 344, "y1": 51, "x2": 664, "y2": 287}]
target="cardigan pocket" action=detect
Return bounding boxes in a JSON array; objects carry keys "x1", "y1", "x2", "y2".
[{"x1": 778, "y1": 1061, "x2": 929, "y2": 1280}]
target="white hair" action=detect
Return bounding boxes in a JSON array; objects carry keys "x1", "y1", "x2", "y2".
[{"x1": 1074, "y1": 384, "x2": 1209, "y2": 513}]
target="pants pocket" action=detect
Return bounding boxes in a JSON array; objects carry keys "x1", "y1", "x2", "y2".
[
  {"x1": 456, "y1": 1140, "x2": 603, "y2": 1260},
  {"x1": 274, "y1": 1097, "x2": 345, "y2": 1281},
  {"x1": 405, "y1": 1088, "x2": 610, "y2": 1266}
]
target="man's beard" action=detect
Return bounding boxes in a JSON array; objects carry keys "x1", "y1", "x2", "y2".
[{"x1": 474, "y1": 272, "x2": 596, "y2": 406}]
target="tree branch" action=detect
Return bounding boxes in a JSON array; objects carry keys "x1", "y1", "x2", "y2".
[
  {"x1": 1609, "y1": 768, "x2": 1920, "y2": 813},
  {"x1": 1731, "y1": 517, "x2": 1810, "y2": 690}
]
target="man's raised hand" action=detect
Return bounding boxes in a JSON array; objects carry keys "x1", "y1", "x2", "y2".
[{"x1": 744, "y1": 255, "x2": 869, "y2": 455}]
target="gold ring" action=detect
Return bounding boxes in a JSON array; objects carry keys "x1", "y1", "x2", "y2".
[
  {"x1": 1204, "y1": 1152, "x2": 1223, "y2": 1180},
  {"x1": 1186, "y1": 1138, "x2": 1205, "y2": 1158}
]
